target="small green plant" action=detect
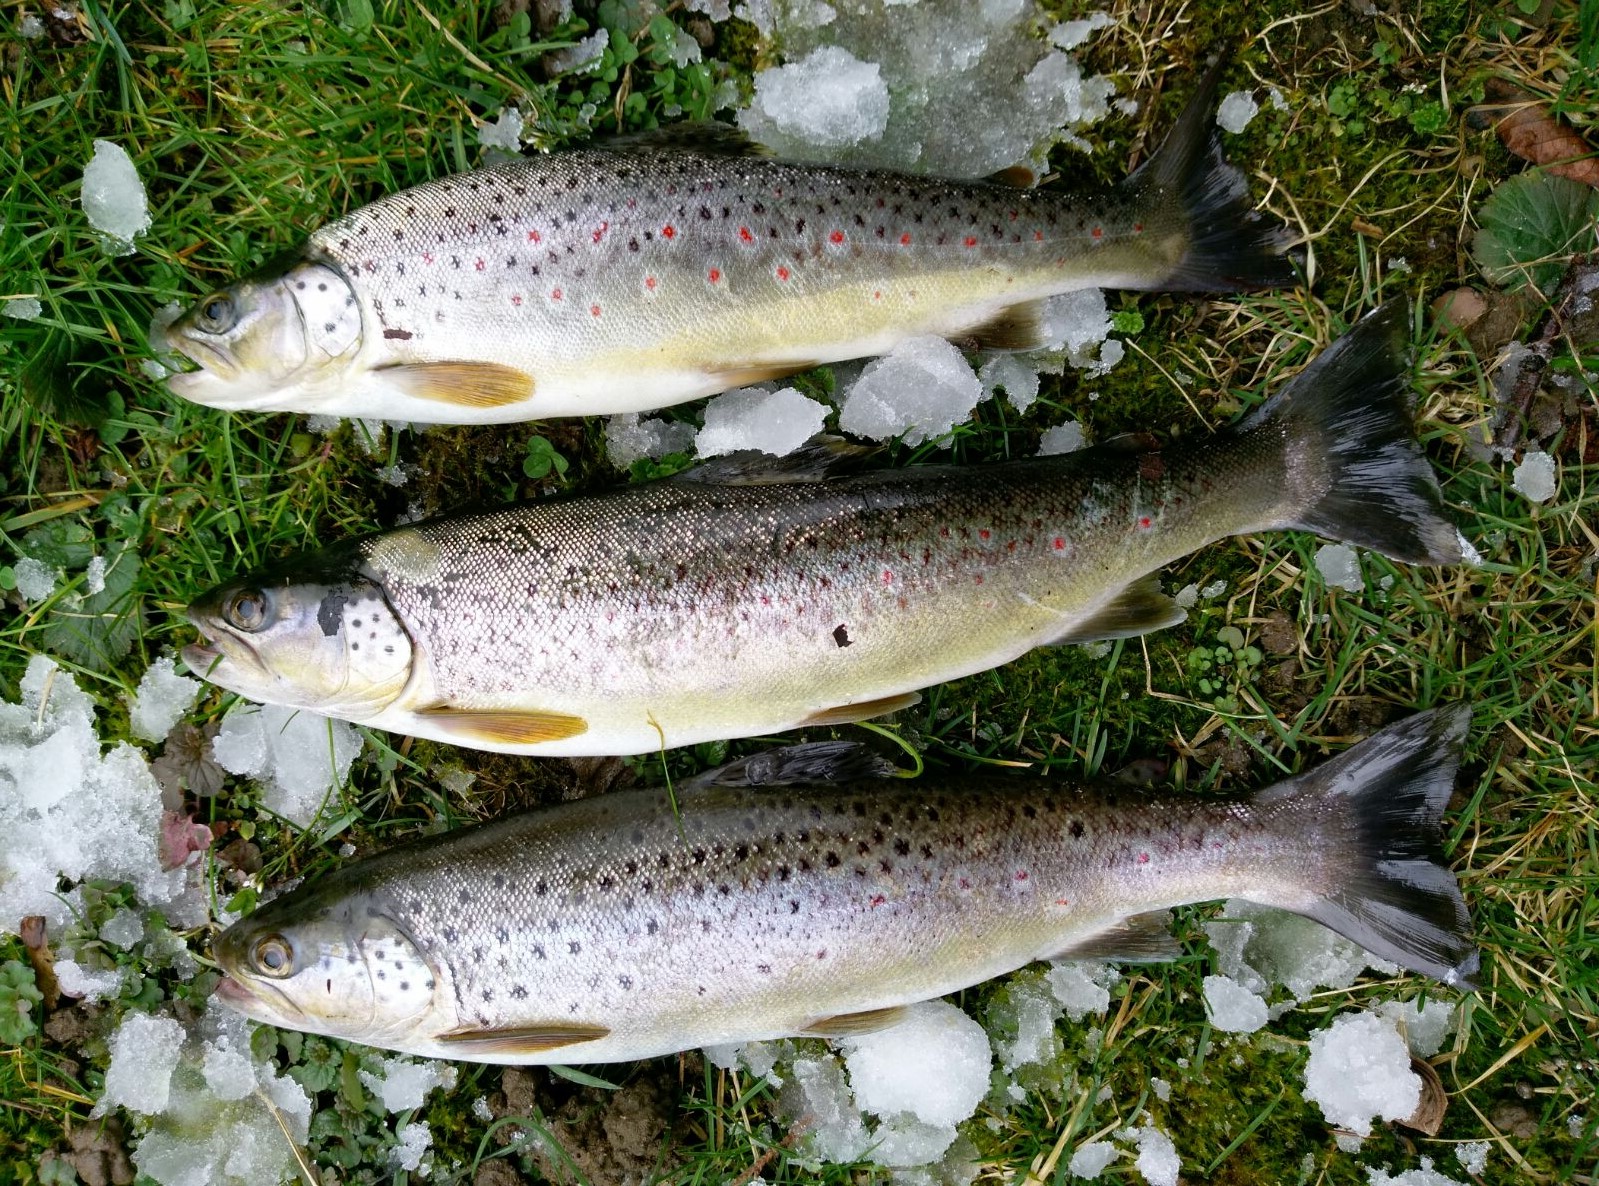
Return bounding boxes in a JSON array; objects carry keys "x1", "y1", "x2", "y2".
[
  {"x1": 1184, "y1": 626, "x2": 1264, "y2": 714},
  {"x1": 1472, "y1": 172, "x2": 1599, "y2": 294},
  {"x1": 0, "y1": 960, "x2": 43, "y2": 1045},
  {"x1": 521, "y1": 435, "x2": 571, "y2": 482}
]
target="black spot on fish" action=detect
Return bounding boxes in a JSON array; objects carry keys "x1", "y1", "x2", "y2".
[
  {"x1": 894, "y1": 839, "x2": 911, "y2": 856},
  {"x1": 833, "y1": 624, "x2": 852, "y2": 647},
  {"x1": 316, "y1": 589, "x2": 348, "y2": 638},
  {"x1": 533, "y1": 944, "x2": 546, "y2": 960},
  {"x1": 1070, "y1": 819, "x2": 1086, "y2": 839},
  {"x1": 789, "y1": 899, "x2": 800, "y2": 914},
  {"x1": 618, "y1": 975, "x2": 633, "y2": 990},
  {"x1": 825, "y1": 852, "x2": 840, "y2": 868},
  {"x1": 383, "y1": 328, "x2": 413, "y2": 341},
  {"x1": 569, "y1": 941, "x2": 581, "y2": 954}
]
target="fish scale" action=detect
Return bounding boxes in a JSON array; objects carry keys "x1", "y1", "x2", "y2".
[
  {"x1": 162, "y1": 60, "x2": 1295, "y2": 421},
  {"x1": 213, "y1": 711, "x2": 1478, "y2": 1064}
]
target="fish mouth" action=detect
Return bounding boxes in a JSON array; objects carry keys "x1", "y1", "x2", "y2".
[{"x1": 182, "y1": 612, "x2": 264, "y2": 682}]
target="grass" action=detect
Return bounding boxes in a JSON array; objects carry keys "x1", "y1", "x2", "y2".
[{"x1": 1, "y1": 0, "x2": 1597, "y2": 1183}]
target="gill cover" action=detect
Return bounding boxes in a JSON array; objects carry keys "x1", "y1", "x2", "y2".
[
  {"x1": 163, "y1": 259, "x2": 363, "y2": 409},
  {"x1": 184, "y1": 549, "x2": 413, "y2": 719}
]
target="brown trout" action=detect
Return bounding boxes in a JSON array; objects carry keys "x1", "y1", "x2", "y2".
[
  {"x1": 183, "y1": 303, "x2": 1462, "y2": 756},
  {"x1": 212, "y1": 709, "x2": 1477, "y2": 1064},
  {"x1": 161, "y1": 60, "x2": 1292, "y2": 423}
]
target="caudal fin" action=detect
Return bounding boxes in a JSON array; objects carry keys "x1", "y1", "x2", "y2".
[
  {"x1": 1124, "y1": 54, "x2": 1298, "y2": 291},
  {"x1": 1246, "y1": 300, "x2": 1464, "y2": 564},
  {"x1": 1254, "y1": 706, "x2": 1478, "y2": 987}
]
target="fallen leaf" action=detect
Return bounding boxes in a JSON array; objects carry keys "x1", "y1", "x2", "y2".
[
  {"x1": 1483, "y1": 79, "x2": 1599, "y2": 190},
  {"x1": 19, "y1": 915, "x2": 60, "y2": 1011},
  {"x1": 158, "y1": 811, "x2": 214, "y2": 871},
  {"x1": 1398, "y1": 1056, "x2": 1448, "y2": 1136}
]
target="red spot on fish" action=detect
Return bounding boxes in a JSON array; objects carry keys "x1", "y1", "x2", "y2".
[
  {"x1": 739, "y1": 226, "x2": 754, "y2": 243},
  {"x1": 1138, "y1": 516, "x2": 1152, "y2": 529},
  {"x1": 958, "y1": 877, "x2": 971, "y2": 890},
  {"x1": 662, "y1": 224, "x2": 676, "y2": 239},
  {"x1": 900, "y1": 233, "x2": 912, "y2": 246},
  {"x1": 1053, "y1": 537, "x2": 1065, "y2": 550},
  {"x1": 873, "y1": 290, "x2": 882, "y2": 301},
  {"x1": 829, "y1": 229, "x2": 845, "y2": 244},
  {"x1": 974, "y1": 574, "x2": 984, "y2": 585},
  {"x1": 590, "y1": 304, "x2": 602, "y2": 317},
  {"x1": 551, "y1": 287, "x2": 563, "y2": 301},
  {"x1": 979, "y1": 529, "x2": 990, "y2": 540},
  {"x1": 963, "y1": 235, "x2": 978, "y2": 247},
  {"x1": 776, "y1": 265, "x2": 790, "y2": 281},
  {"x1": 1133, "y1": 222, "x2": 1145, "y2": 233},
  {"x1": 1034, "y1": 230, "x2": 1045, "y2": 241},
  {"x1": 707, "y1": 267, "x2": 722, "y2": 283},
  {"x1": 644, "y1": 275, "x2": 657, "y2": 291},
  {"x1": 869, "y1": 894, "x2": 886, "y2": 908},
  {"x1": 510, "y1": 294, "x2": 522, "y2": 306},
  {"x1": 1137, "y1": 852, "x2": 1150, "y2": 864},
  {"x1": 592, "y1": 221, "x2": 609, "y2": 243},
  {"x1": 1091, "y1": 226, "x2": 1104, "y2": 239},
  {"x1": 1014, "y1": 870, "x2": 1028, "y2": 881},
  {"x1": 881, "y1": 569, "x2": 893, "y2": 585},
  {"x1": 816, "y1": 949, "x2": 826, "y2": 959},
  {"x1": 474, "y1": 258, "x2": 486, "y2": 271},
  {"x1": 422, "y1": 252, "x2": 434, "y2": 264},
  {"x1": 527, "y1": 229, "x2": 541, "y2": 243}
]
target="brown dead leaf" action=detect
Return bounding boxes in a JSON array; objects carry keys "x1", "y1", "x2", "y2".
[
  {"x1": 158, "y1": 811, "x2": 214, "y2": 871},
  {"x1": 1397, "y1": 1056, "x2": 1448, "y2": 1136},
  {"x1": 1484, "y1": 79, "x2": 1599, "y2": 190},
  {"x1": 19, "y1": 915, "x2": 60, "y2": 1011}
]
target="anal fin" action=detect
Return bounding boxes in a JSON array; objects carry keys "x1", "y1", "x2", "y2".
[
  {"x1": 800, "y1": 1005, "x2": 909, "y2": 1038},
  {"x1": 800, "y1": 691, "x2": 921, "y2": 728},
  {"x1": 707, "y1": 359, "x2": 822, "y2": 388},
  {"x1": 436, "y1": 1021, "x2": 610, "y2": 1057},
  {"x1": 417, "y1": 706, "x2": 589, "y2": 746},
  {"x1": 1049, "y1": 910, "x2": 1182, "y2": 963},
  {"x1": 1048, "y1": 574, "x2": 1186, "y2": 645},
  {"x1": 380, "y1": 360, "x2": 535, "y2": 408},
  {"x1": 962, "y1": 300, "x2": 1050, "y2": 352}
]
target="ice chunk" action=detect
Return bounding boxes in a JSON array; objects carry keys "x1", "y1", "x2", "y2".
[
  {"x1": 606, "y1": 412, "x2": 698, "y2": 469},
  {"x1": 1121, "y1": 1123, "x2": 1180, "y2": 1186},
  {"x1": 100, "y1": 1012, "x2": 186, "y2": 1116},
  {"x1": 839, "y1": 335, "x2": 982, "y2": 445},
  {"x1": 740, "y1": 46, "x2": 890, "y2": 151},
  {"x1": 780, "y1": 1055, "x2": 870, "y2": 1163},
  {"x1": 978, "y1": 353, "x2": 1041, "y2": 414},
  {"x1": 101, "y1": 906, "x2": 146, "y2": 949},
  {"x1": 1302, "y1": 1011, "x2": 1421, "y2": 1138},
  {"x1": 1051, "y1": 12, "x2": 1113, "y2": 49},
  {"x1": 1203, "y1": 974, "x2": 1268, "y2": 1034},
  {"x1": 14, "y1": 556, "x2": 58, "y2": 602},
  {"x1": 3, "y1": 296, "x2": 42, "y2": 320},
  {"x1": 1314, "y1": 543, "x2": 1363, "y2": 593},
  {"x1": 686, "y1": 0, "x2": 732, "y2": 18},
  {"x1": 55, "y1": 959, "x2": 125, "y2": 1001},
  {"x1": 129, "y1": 656, "x2": 202, "y2": 743},
  {"x1": 84, "y1": 554, "x2": 106, "y2": 594},
  {"x1": 1217, "y1": 91, "x2": 1261, "y2": 133},
  {"x1": 1047, "y1": 960, "x2": 1116, "y2": 1021},
  {"x1": 547, "y1": 28, "x2": 609, "y2": 75},
  {"x1": 1039, "y1": 290, "x2": 1120, "y2": 374},
  {"x1": 1366, "y1": 1156, "x2": 1468, "y2": 1186},
  {"x1": 1038, "y1": 422, "x2": 1085, "y2": 456},
  {"x1": 1512, "y1": 451, "x2": 1556, "y2": 503},
  {"x1": 1205, "y1": 901, "x2": 1396, "y2": 1002},
  {"x1": 81, "y1": 139, "x2": 152, "y2": 253},
  {"x1": 1200, "y1": 579, "x2": 1227, "y2": 600},
  {"x1": 1377, "y1": 998, "x2": 1456, "y2": 1059},
  {"x1": 20, "y1": 13, "x2": 44, "y2": 36},
  {"x1": 695, "y1": 386, "x2": 828, "y2": 458},
  {"x1": 1068, "y1": 1141, "x2": 1118, "y2": 1179},
  {"x1": 843, "y1": 1001, "x2": 991, "y2": 1129},
  {"x1": 360, "y1": 1056, "x2": 458, "y2": 1112},
  {"x1": 1174, "y1": 583, "x2": 1199, "y2": 609},
  {"x1": 211, "y1": 703, "x2": 362, "y2": 828},
  {"x1": 991, "y1": 977, "x2": 1060, "y2": 1072},
  {"x1": 1455, "y1": 1141, "x2": 1489, "y2": 1176},
  {"x1": 391, "y1": 1122, "x2": 432, "y2": 1172},
  {"x1": 202, "y1": 1039, "x2": 258, "y2": 1102},
  {"x1": 478, "y1": 106, "x2": 524, "y2": 152}
]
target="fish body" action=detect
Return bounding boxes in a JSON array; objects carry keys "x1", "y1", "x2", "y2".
[
  {"x1": 213, "y1": 711, "x2": 1478, "y2": 1064},
  {"x1": 185, "y1": 303, "x2": 1463, "y2": 757},
  {"x1": 162, "y1": 63, "x2": 1292, "y2": 422}
]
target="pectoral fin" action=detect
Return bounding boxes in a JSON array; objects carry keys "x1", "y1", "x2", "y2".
[
  {"x1": 800, "y1": 691, "x2": 921, "y2": 728},
  {"x1": 380, "y1": 361, "x2": 535, "y2": 408},
  {"x1": 684, "y1": 741, "x2": 899, "y2": 791},
  {"x1": 436, "y1": 1021, "x2": 610, "y2": 1057},
  {"x1": 800, "y1": 1005, "x2": 909, "y2": 1038},
  {"x1": 416, "y1": 706, "x2": 589, "y2": 745},
  {"x1": 1049, "y1": 910, "x2": 1182, "y2": 963},
  {"x1": 1048, "y1": 574, "x2": 1186, "y2": 645}
]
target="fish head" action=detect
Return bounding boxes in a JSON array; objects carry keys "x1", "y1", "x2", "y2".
[
  {"x1": 214, "y1": 888, "x2": 442, "y2": 1046},
  {"x1": 184, "y1": 548, "x2": 413, "y2": 719},
  {"x1": 162, "y1": 260, "x2": 363, "y2": 410}
]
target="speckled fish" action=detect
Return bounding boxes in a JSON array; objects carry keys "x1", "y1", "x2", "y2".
[
  {"x1": 182, "y1": 303, "x2": 1462, "y2": 756},
  {"x1": 212, "y1": 711, "x2": 1477, "y2": 1064},
  {"x1": 160, "y1": 60, "x2": 1291, "y2": 423}
]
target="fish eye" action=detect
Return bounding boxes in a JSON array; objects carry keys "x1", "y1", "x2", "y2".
[
  {"x1": 251, "y1": 934, "x2": 295, "y2": 978},
  {"x1": 223, "y1": 588, "x2": 270, "y2": 632},
  {"x1": 197, "y1": 293, "x2": 237, "y2": 333}
]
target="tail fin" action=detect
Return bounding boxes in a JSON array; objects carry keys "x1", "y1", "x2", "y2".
[
  {"x1": 1254, "y1": 706, "x2": 1478, "y2": 988},
  {"x1": 1124, "y1": 54, "x2": 1298, "y2": 291},
  {"x1": 1245, "y1": 300, "x2": 1464, "y2": 564}
]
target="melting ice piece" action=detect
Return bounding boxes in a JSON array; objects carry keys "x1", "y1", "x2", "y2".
[
  {"x1": 780, "y1": 1055, "x2": 870, "y2": 1164},
  {"x1": 13, "y1": 556, "x2": 58, "y2": 602},
  {"x1": 606, "y1": 412, "x2": 698, "y2": 469},
  {"x1": 391, "y1": 1123, "x2": 432, "y2": 1172},
  {"x1": 740, "y1": 45, "x2": 890, "y2": 151},
  {"x1": 359, "y1": 1057, "x2": 458, "y2": 1112},
  {"x1": 129, "y1": 656, "x2": 202, "y2": 743},
  {"x1": 99, "y1": 1012, "x2": 186, "y2": 1116},
  {"x1": 978, "y1": 353, "x2": 1041, "y2": 414},
  {"x1": 1203, "y1": 973, "x2": 1268, "y2": 1034},
  {"x1": 1205, "y1": 900, "x2": 1397, "y2": 1003},
  {"x1": 478, "y1": 106, "x2": 523, "y2": 152},
  {"x1": 1512, "y1": 451, "x2": 1556, "y2": 503},
  {"x1": 81, "y1": 139, "x2": 152, "y2": 253},
  {"x1": 1068, "y1": 1140, "x2": 1119, "y2": 1179},
  {"x1": 211, "y1": 703, "x2": 362, "y2": 828},
  {"x1": 1302, "y1": 1010, "x2": 1421, "y2": 1139},
  {"x1": 3, "y1": 296, "x2": 41, "y2": 320},
  {"x1": 695, "y1": 386, "x2": 828, "y2": 458},
  {"x1": 1038, "y1": 421, "x2": 1086, "y2": 456},
  {"x1": 842, "y1": 1000, "x2": 991, "y2": 1130},
  {"x1": 1119, "y1": 1123, "x2": 1181, "y2": 1186},
  {"x1": 1366, "y1": 1157, "x2": 1470, "y2": 1186},
  {"x1": 1217, "y1": 90, "x2": 1262, "y2": 133},
  {"x1": 1456, "y1": 1141, "x2": 1490, "y2": 1176},
  {"x1": 1314, "y1": 543, "x2": 1363, "y2": 593},
  {"x1": 839, "y1": 335, "x2": 982, "y2": 445},
  {"x1": 547, "y1": 28, "x2": 609, "y2": 75}
]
